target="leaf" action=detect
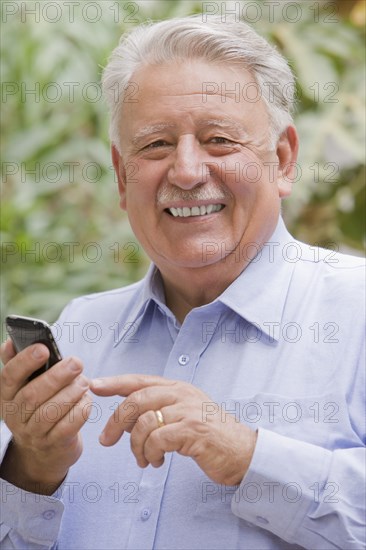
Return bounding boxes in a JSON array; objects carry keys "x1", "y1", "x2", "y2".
[{"x1": 276, "y1": 24, "x2": 338, "y2": 101}]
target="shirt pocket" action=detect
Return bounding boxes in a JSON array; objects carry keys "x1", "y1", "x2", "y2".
[{"x1": 224, "y1": 391, "x2": 360, "y2": 449}]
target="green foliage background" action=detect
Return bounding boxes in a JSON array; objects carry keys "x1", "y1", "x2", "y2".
[{"x1": 1, "y1": 0, "x2": 365, "y2": 335}]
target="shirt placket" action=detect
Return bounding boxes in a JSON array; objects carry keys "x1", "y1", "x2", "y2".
[{"x1": 125, "y1": 305, "x2": 222, "y2": 550}]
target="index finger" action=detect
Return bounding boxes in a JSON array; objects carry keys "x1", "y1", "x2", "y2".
[{"x1": 90, "y1": 374, "x2": 177, "y2": 397}]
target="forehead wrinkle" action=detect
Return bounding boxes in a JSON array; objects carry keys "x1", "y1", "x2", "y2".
[
  {"x1": 198, "y1": 118, "x2": 246, "y2": 133},
  {"x1": 132, "y1": 118, "x2": 247, "y2": 140}
]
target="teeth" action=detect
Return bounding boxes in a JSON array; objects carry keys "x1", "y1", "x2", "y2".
[{"x1": 168, "y1": 204, "x2": 224, "y2": 217}]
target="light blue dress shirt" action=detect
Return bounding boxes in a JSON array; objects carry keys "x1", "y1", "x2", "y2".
[{"x1": 1, "y1": 218, "x2": 365, "y2": 549}]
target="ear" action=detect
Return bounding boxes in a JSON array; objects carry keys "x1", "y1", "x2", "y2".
[
  {"x1": 275, "y1": 126, "x2": 299, "y2": 198},
  {"x1": 111, "y1": 144, "x2": 127, "y2": 210}
]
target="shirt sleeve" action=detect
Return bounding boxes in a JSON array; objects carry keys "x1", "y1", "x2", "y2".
[
  {"x1": 0, "y1": 423, "x2": 64, "y2": 550},
  {"x1": 231, "y1": 428, "x2": 365, "y2": 549}
]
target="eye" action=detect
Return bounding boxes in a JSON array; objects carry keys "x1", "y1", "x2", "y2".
[
  {"x1": 143, "y1": 140, "x2": 170, "y2": 149},
  {"x1": 209, "y1": 137, "x2": 234, "y2": 145}
]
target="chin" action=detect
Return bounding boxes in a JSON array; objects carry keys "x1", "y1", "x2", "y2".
[{"x1": 156, "y1": 250, "x2": 229, "y2": 271}]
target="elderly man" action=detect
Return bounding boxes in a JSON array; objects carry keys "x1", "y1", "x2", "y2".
[{"x1": 0, "y1": 15, "x2": 364, "y2": 550}]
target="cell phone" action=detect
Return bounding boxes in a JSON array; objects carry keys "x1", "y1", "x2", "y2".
[{"x1": 5, "y1": 315, "x2": 62, "y2": 380}]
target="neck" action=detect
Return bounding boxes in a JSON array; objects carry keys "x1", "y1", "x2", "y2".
[
  {"x1": 156, "y1": 219, "x2": 280, "y2": 324},
  {"x1": 160, "y1": 254, "x2": 251, "y2": 324}
]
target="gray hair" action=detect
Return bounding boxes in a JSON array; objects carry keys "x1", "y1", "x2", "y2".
[{"x1": 102, "y1": 15, "x2": 295, "y2": 152}]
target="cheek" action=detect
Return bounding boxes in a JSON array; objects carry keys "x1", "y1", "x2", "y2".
[
  {"x1": 220, "y1": 151, "x2": 262, "y2": 189},
  {"x1": 126, "y1": 161, "x2": 164, "y2": 204},
  {"x1": 223, "y1": 153, "x2": 279, "y2": 199},
  {"x1": 241, "y1": 163, "x2": 279, "y2": 199},
  {"x1": 124, "y1": 175, "x2": 158, "y2": 233},
  {"x1": 240, "y1": 163, "x2": 263, "y2": 186}
]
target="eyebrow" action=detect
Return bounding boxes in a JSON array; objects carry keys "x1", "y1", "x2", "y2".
[
  {"x1": 131, "y1": 123, "x2": 175, "y2": 145},
  {"x1": 131, "y1": 118, "x2": 249, "y2": 146}
]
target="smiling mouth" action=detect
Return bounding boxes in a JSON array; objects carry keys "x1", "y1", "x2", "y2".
[{"x1": 166, "y1": 204, "x2": 225, "y2": 217}]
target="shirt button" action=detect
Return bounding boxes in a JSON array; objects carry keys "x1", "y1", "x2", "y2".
[
  {"x1": 178, "y1": 354, "x2": 190, "y2": 365},
  {"x1": 141, "y1": 508, "x2": 151, "y2": 521},
  {"x1": 42, "y1": 510, "x2": 56, "y2": 520},
  {"x1": 256, "y1": 516, "x2": 269, "y2": 525}
]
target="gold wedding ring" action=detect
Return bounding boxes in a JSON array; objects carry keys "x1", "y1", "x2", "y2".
[{"x1": 155, "y1": 409, "x2": 165, "y2": 428}]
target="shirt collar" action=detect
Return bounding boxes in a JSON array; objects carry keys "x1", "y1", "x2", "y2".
[
  {"x1": 114, "y1": 264, "x2": 169, "y2": 346},
  {"x1": 116, "y1": 217, "x2": 296, "y2": 344},
  {"x1": 218, "y1": 216, "x2": 296, "y2": 341}
]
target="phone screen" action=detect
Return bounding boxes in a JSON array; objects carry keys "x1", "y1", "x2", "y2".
[{"x1": 6, "y1": 315, "x2": 62, "y2": 379}]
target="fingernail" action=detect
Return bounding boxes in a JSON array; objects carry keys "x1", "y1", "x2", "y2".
[
  {"x1": 67, "y1": 358, "x2": 81, "y2": 372},
  {"x1": 32, "y1": 345, "x2": 46, "y2": 359},
  {"x1": 91, "y1": 378, "x2": 104, "y2": 388},
  {"x1": 77, "y1": 375, "x2": 89, "y2": 389},
  {"x1": 99, "y1": 431, "x2": 107, "y2": 445}
]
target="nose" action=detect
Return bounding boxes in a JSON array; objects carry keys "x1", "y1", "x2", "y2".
[{"x1": 167, "y1": 136, "x2": 205, "y2": 190}]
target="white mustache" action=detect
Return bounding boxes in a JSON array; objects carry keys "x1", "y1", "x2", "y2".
[{"x1": 157, "y1": 183, "x2": 232, "y2": 206}]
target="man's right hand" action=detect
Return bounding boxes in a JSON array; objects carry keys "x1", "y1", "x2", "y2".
[{"x1": 0, "y1": 339, "x2": 91, "y2": 495}]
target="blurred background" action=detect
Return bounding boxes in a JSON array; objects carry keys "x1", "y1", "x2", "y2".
[{"x1": 1, "y1": 0, "x2": 365, "y2": 333}]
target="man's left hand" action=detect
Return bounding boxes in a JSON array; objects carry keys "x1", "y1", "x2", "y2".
[{"x1": 91, "y1": 375, "x2": 257, "y2": 486}]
